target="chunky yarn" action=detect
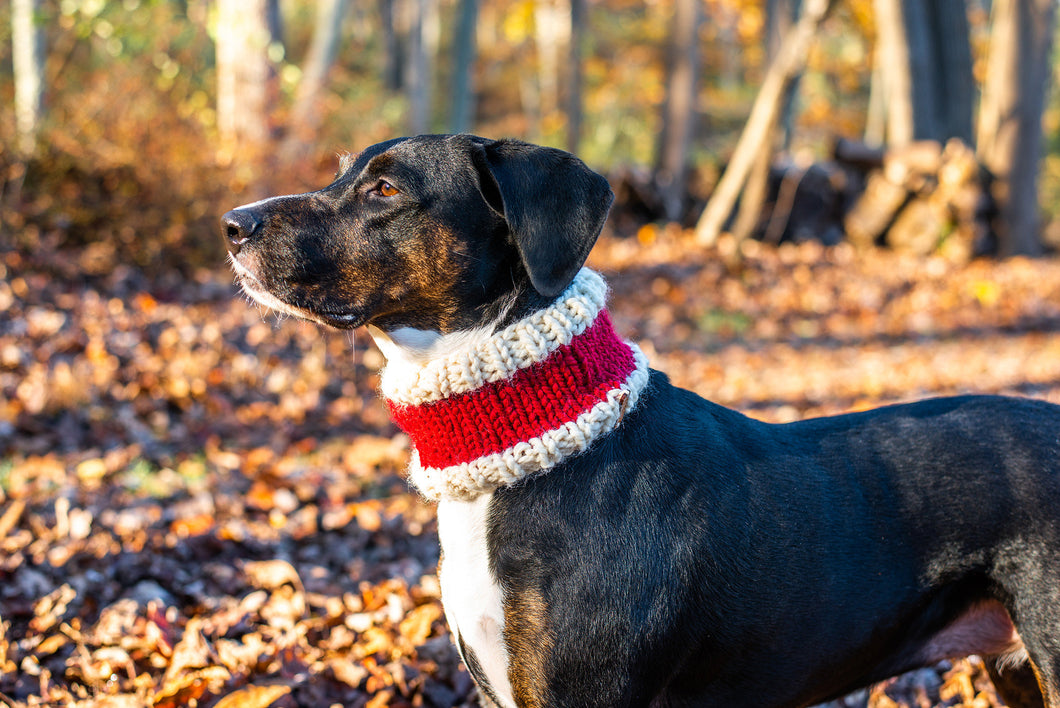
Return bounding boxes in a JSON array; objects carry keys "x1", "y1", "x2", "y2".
[{"x1": 383, "y1": 268, "x2": 650, "y2": 501}]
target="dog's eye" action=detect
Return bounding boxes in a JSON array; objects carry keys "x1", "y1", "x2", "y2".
[{"x1": 375, "y1": 181, "x2": 399, "y2": 198}]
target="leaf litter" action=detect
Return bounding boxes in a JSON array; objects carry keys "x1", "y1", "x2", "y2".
[{"x1": 4, "y1": 229, "x2": 1060, "y2": 707}]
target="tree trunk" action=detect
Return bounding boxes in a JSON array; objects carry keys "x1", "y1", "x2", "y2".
[
  {"x1": 535, "y1": 0, "x2": 569, "y2": 130},
  {"x1": 566, "y1": 0, "x2": 586, "y2": 154},
  {"x1": 871, "y1": 0, "x2": 972, "y2": 146},
  {"x1": 655, "y1": 0, "x2": 702, "y2": 223},
  {"x1": 281, "y1": 0, "x2": 351, "y2": 162},
  {"x1": 977, "y1": 0, "x2": 1056, "y2": 256},
  {"x1": 864, "y1": 60, "x2": 886, "y2": 146},
  {"x1": 266, "y1": 0, "x2": 285, "y2": 56},
  {"x1": 871, "y1": 0, "x2": 918, "y2": 146},
  {"x1": 694, "y1": 0, "x2": 834, "y2": 245},
  {"x1": 13, "y1": 0, "x2": 45, "y2": 157},
  {"x1": 731, "y1": 0, "x2": 801, "y2": 241},
  {"x1": 216, "y1": 0, "x2": 273, "y2": 162},
  {"x1": 380, "y1": 0, "x2": 403, "y2": 91},
  {"x1": 405, "y1": 0, "x2": 437, "y2": 134},
  {"x1": 927, "y1": 0, "x2": 973, "y2": 145},
  {"x1": 450, "y1": 0, "x2": 480, "y2": 133}
]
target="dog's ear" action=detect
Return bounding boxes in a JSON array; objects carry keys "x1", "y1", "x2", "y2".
[{"x1": 473, "y1": 139, "x2": 614, "y2": 298}]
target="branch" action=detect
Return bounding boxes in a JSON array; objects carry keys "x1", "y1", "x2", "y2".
[{"x1": 694, "y1": 0, "x2": 834, "y2": 246}]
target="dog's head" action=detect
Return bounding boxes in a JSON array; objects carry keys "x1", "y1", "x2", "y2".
[{"x1": 222, "y1": 134, "x2": 613, "y2": 334}]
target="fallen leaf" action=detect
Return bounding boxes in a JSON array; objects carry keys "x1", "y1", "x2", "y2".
[
  {"x1": 152, "y1": 666, "x2": 230, "y2": 708},
  {"x1": 399, "y1": 604, "x2": 442, "y2": 647},
  {"x1": 0, "y1": 500, "x2": 25, "y2": 540},
  {"x1": 212, "y1": 683, "x2": 292, "y2": 708},
  {"x1": 243, "y1": 559, "x2": 303, "y2": 591}
]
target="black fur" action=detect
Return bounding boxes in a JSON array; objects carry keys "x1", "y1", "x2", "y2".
[
  {"x1": 491, "y1": 383, "x2": 1060, "y2": 706},
  {"x1": 476, "y1": 139, "x2": 613, "y2": 297},
  {"x1": 224, "y1": 134, "x2": 1060, "y2": 708}
]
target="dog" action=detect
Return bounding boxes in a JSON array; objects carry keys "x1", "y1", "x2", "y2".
[{"x1": 223, "y1": 134, "x2": 1060, "y2": 708}]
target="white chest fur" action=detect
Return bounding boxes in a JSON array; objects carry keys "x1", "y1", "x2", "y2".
[{"x1": 436, "y1": 494, "x2": 516, "y2": 708}]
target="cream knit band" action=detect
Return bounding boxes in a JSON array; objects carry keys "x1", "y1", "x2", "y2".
[
  {"x1": 381, "y1": 268, "x2": 610, "y2": 406},
  {"x1": 382, "y1": 268, "x2": 651, "y2": 501}
]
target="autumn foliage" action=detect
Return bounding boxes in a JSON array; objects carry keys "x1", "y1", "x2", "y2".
[
  {"x1": 3, "y1": 1, "x2": 1060, "y2": 707},
  {"x1": 5, "y1": 224, "x2": 1060, "y2": 705}
]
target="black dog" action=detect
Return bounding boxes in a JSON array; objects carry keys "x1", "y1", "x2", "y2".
[{"x1": 223, "y1": 134, "x2": 1060, "y2": 708}]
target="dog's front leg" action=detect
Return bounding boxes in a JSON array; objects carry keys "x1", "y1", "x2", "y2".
[{"x1": 438, "y1": 495, "x2": 519, "y2": 708}]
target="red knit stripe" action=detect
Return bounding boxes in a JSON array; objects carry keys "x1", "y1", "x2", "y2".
[{"x1": 387, "y1": 311, "x2": 636, "y2": 468}]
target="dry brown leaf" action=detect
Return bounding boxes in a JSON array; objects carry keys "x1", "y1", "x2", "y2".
[
  {"x1": 328, "y1": 657, "x2": 369, "y2": 689},
  {"x1": 152, "y1": 666, "x2": 230, "y2": 708},
  {"x1": 359, "y1": 627, "x2": 394, "y2": 658},
  {"x1": 170, "y1": 512, "x2": 215, "y2": 538},
  {"x1": 940, "y1": 671, "x2": 976, "y2": 703},
  {"x1": 211, "y1": 683, "x2": 292, "y2": 708},
  {"x1": 399, "y1": 604, "x2": 442, "y2": 647},
  {"x1": 30, "y1": 584, "x2": 77, "y2": 633},
  {"x1": 246, "y1": 481, "x2": 279, "y2": 511},
  {"x1": 365, "y1": 687, "x2": 393, "y2": 708},
  {"x1": 353, "y1": 500, "x2": 383, "y2": 532},
  {"x1": 0, "y1": 499, "x2": 25, "y2": 540},
  {"x1": 35, "y1": 633, "x2": 68, "y2": 656},
  {"x1": 243, "y1": 559, "x2": 303, "y2": 591},
  {"x1": 215, "y1": 632, "x2": 270, "y2": 674},
  {"x1": 260, "y1": 586, "x2": 306, "y2": 630},
  {"x1": 162, "y1": 617, "x2": 212, "y2": 684}
]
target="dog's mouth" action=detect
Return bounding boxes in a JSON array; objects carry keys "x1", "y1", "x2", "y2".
[{"x1": 229, "y1": 256, "x2": 366, "y2": 330}]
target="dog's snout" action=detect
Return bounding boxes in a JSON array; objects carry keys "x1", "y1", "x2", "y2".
[{"x1": 221, "y1": 209, "x2": 261, "y2": 255}]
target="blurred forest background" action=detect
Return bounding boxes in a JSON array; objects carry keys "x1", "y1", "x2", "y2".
[
  {"x1": 4, "y1": 1, "x2": 1060, "y2": 707},
  {"x1": 5, "y1": 0, "x2": 1060, "y2": 270}
]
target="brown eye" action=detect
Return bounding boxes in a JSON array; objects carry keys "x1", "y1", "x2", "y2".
[{"x1": 377, "y1": 181, "x2": 399, "y2": 197}]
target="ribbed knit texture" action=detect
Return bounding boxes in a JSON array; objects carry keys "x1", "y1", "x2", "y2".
[{"x1": 382, "y1": 268, "x2": 650, "y2": 501}]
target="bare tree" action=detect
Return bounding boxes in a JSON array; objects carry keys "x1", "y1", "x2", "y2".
[
  {"x1": 928, "y1": 0, "x2": 973, "y2": 144},
  {"x1": 405, "y1": 0, "x2": 438, "y2": 134},
  {"x1": 13, "y1": 0, "x2": 45, "y2": 156},
  {"x1": 266, "y1": 0, "x2": 285, "y2": 57},
  {"x1": 535, "y1": 0, "x2": 570, "y2": 132},
  {"x1": 977, "y1": 0, "x2": 1057, "y2": 256},
  {"x1": 450, "y1": 0, "x2": 480, "y2": 133},
  {"x1": 655, "y1": 0, "x2": 702, "y2": 222},
  {"x1": 380, "y1": 0, "x2": 403, "y2": 91},
  {"x1": 869, "y1": 0, "x2": 972, "y2": 147},
  {"x1": 730, "y1": 0, "x2": 801, "y2": 240},
  {"x1": 291, "y1": 0, "x2": 350, "y2": 128},
  {"x1": 695, "y1": 0, "x2": 834, "y2": 245},
  {"x1": 281, "y1": 0, "x2": 351, "y2": 162},
  {"x1": 216, "y1": 0, "x2": 274, "y2": 161},
  {"x1": 566, "y1": 0, "x2": 586, "y2": 153}
]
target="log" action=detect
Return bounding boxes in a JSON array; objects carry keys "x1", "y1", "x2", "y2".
[
  {"x1": 844, "y1": 171, "x2": 910, "y2": 248},
  {"x1": 833, "y1": 137, "x2": 885, "y2": 171},
  {"x1": 882, "y1": 140, "x2": 943, "y2": 191},
  {"x1": 885, "y1": 196, "x2": 950, "y2": 255}
]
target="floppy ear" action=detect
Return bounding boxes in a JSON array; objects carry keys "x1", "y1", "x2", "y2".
[{"x1": 474, "y1": 139, "x2": 614, "y2": 298}]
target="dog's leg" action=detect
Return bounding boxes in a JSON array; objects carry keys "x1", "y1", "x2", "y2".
[
  {"x1": 1006, "y1": 632, "x2": 1060, "y2": 707},
  {"x1": 986, "y1": 660, "x2": 1047, "y2": 708},
  {"x1": 1023, "y1": 653, "x2": 1060, "y2": 708},
  {"x1": 1008, "y1": 569, "x2": 1060, "y2": 707}
]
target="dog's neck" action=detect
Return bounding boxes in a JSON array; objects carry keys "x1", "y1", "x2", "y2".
[{"x1": 368, "y1": 268, "x2": 650, "y2": 501}]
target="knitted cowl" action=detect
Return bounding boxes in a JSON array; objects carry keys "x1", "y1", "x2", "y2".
[{"x1": 382, "y1": 268, "x2": 651, "y2": 501}]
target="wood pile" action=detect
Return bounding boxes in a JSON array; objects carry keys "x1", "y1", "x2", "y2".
[
  {"x1": 608, "y1": 137, "x2": 997, "y2": 260},
  {"x1": 839, "y1": 137, "x2": 994, "y2": 260}
]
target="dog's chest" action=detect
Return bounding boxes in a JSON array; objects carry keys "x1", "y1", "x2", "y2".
[{"x1": 436, "y1": 494, "x2": 516, "y2": 708}]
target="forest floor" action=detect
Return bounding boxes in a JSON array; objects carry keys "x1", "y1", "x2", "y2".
[{"x1": 3, "y1": 227, "x2": 1060, "y2": 707}]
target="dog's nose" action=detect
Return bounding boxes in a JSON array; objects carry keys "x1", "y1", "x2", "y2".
[{"x1": 221, "y1": 209, "x2": 261, "y2": 255}]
